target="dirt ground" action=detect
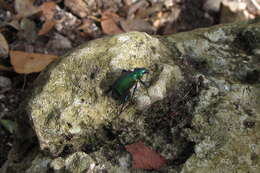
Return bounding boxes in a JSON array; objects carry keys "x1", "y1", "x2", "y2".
[{"x1": 0, "y1": 0, "x2": 259, "y2": 167}]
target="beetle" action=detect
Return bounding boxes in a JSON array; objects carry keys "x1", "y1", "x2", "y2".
[{"x1": 106, "y1": 68, "x2": 149, "y2": 114}]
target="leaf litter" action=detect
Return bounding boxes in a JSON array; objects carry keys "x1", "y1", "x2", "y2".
[{"x1": 125, "y1": 142, "x2": 166, "y2": 170}]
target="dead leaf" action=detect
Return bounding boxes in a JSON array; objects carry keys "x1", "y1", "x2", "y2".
[
  {"x1": 38, "y1": 1, "x2": 57, "y2": 35},
  {"x1": 10, "y1": 50, "x2": 58, "y2": 74},
  {"x1": 40, "y1": 1, "x2": 57, "y2": 20},
  {"x1": 15, "y1": 0, "x2": 40, "y2": 18},
  {"x1": 135, "y1": 3, "x2": 163, "y2": 19},
  {"x1": 0, "y1": 33, "x2": 9, "y2": 58},
  {"x1": 127, "y1": 0, "x2": 149, "y2": 18},
  {"x1": 64, "y1": 0, "x2": 90, "y2": 18},
  {"x1": 220, "y1": 0, "x2": 255, "y2": 23},
  {"x1": 38, "y1": 20, "x2": 56, "y2": 36},
  {"x1": 101, "y1": 10, "x2": 123, "y2": 35},
  {"x1": 120, "y1": 19, "x2": 156, "y2": 34},
  {"x1": 125, "y1": 142, "x2": 166, "y2": 170},
  {"x1": 77, "y1": 19, "x2": 101, "y2": 38}
]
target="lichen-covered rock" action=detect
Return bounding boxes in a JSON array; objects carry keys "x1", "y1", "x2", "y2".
[
  {"x1": 164, "y1": 20, "x2": 260, "y2": 173},
  {"x1": 60, "y1": 152, "x2": 94, "y2": 173},
  {"x1": 22, "y1": 32, "x2": 182, "y2": 155},
  {"x1": 25, "y1": 154, "x2": 51, "y2": 173},
  {"x1": 181, "y1": 85, "x2": 260, "y2": 173},
  {"x1": 1, "y1": 19, "x2": 260, "y2": 173}
]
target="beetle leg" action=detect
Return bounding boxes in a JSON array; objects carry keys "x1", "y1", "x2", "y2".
[
  {"x1": 118, "y1": 91, "x2": 130, "y2": 115},
  {"x1": 104, "y1": 86, "x2": 112, "y2": 94},
  {"x1": 138, "y1": 79, "x2": 149, "y2": 96},
  {"x1": 139, "y1": 79, "x2": 149, "y2": 88},
  {"x1": 118, "y1": 101, "x2": 126, "y2": 115},
  {"x1": 130, "y1": 82, "x2": 138, "y2": 101}
]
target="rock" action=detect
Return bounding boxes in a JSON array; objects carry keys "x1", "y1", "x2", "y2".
[
  {"x1": 49, "y1": 157, "x2": 65, "y2": 173},
  {"x1": 22, "y1": 31, "x2": 182, "y2": 156},
  {"x1": 0, "y1": 76, "x2": 12, "y2": 89},
  {"x1": 47, "y1": 33, "x2": 72, "y2": 50},
  {"x1": 64, "y1": 152, "x2": 94, "y2": 173},
  {"x1": 203, "y1": 0, "x2": 222, "y2": 13},
  {"x1": 1, "y1": 20, "x2": 260, "y2": 173},
  {"x1": 25, "y1": 154, "x2": 51, "y2": 173}
]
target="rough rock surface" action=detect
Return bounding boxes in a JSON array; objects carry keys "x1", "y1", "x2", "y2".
[
  {"x1": 1, "y1": 19, "x2": 260, "y2": 173},
  {"x1": 23, "y1": 31, "x2": 182, "y2": 156}
]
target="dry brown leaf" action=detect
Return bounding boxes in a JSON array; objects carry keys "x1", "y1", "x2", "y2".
[
  {"x1": 135, "y1": 3, "x2": 163, "y2": 19},
  {"x1": 125, "y1": 142, "x2": 166, "y2": 170},
  {"x1": 10, "y1": 50, "x2": 58, "y2": 74},
  {"x1": 120, "y1": 19, "x2": 155, "y2": 34},
  {"x1": 38, "y1": 2, "x2": 57, "y2": 35},
  {"x1": 101, "y1": 10, "x2": 123, "y2": 35},
  {"x1": 40, "y1": 1, "x2": 56, "y2": 20},
  {"x1": 64, "y1": 0, "x2": 90, "y2": 18},
  {"x1": 15, "y1": 0, "x2": 40, "y2": 17},
  {"x1": 38, "y1": 20, "x2": 56, "y2": 36},
  {"x1": 0, "y1": 33, "x2": 9, "y2": 58},
  {"x1": 127, "y1": 0, "x2": 149, "y2": 18},
  {"x1": 77, "y1": 19, "x2": 101, "y2": 38},
  {"x1": 220, "y1": 0, "x2": 255, "y2": 23}
]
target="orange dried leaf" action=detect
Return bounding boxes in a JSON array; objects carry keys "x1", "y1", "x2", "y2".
[
  {"x1": 64, "y1": 0, "x2": 89, "y2": 18},
  {"x1": 40, "y1": 1, "x2": 57, "y2": 20},
  {"x1": 10, "y1": 51, "x2": 58, "y2": 74},
  {"x1": 125, "y1": 142, "x2": 166, "y2": 170},
  {"x1": 38, "y1": 2, "x2": 57, "y2": 35},
  {"x1": 101, "y1": 10, "x2": 123, "y2": 35},
  {"x1": 38, "y1": 20, "x2": 55, "y2": 35}
]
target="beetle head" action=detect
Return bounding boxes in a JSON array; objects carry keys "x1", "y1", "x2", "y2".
[{"x1": 134, "y1": 68, "x2": 149, "y2": 75}]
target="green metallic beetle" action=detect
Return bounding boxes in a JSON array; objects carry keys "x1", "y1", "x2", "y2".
[{"x1": 106, "y1": 68, "x2": 149, "y2": 114}]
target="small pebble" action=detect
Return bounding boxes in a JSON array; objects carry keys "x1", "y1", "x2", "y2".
[{"x1": 0, "y1": 76, "x2": 12, "y2": 89}]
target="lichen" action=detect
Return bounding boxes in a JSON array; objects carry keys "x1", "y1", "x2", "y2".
[{"x1": 1, "y1": 20, "x2": 260, "y2": 173}]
